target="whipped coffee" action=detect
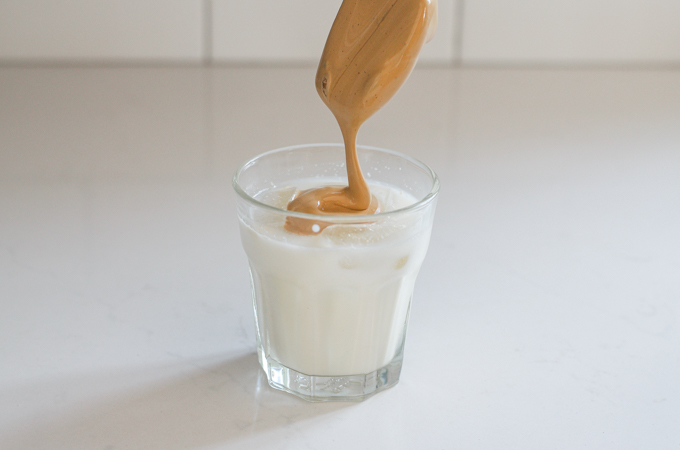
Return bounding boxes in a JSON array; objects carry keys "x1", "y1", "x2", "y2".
[{"x1": 285, "y1": 0, "x2": 437, "y2": 234}]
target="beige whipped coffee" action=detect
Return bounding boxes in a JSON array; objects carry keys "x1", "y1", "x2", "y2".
[
  {"x1": 236, "y1": 0, "x2": 439, "y2": 387},
  {"x1": 285, "y1": 0, "x2": 437, "y2": 234}
]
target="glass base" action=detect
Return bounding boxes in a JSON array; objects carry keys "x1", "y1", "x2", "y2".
[{"x1": 257, "y1": 345, "x2": 403, "y2": 402}]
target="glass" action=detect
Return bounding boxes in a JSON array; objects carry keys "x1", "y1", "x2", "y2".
[{"x1": 233, "y1": 144, "x2": 439, "y2": 401}]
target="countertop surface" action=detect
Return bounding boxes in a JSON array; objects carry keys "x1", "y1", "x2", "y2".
[{"x1": 1, "y1": 66, "x2": 679, "y2": 449}]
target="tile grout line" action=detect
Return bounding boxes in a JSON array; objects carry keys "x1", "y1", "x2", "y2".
[
  {"x1": 203, "y1": 0, "x2": 213, "y2": 65},
  {"x1": 453, "y1": 0, "x2": 465, "y2": 67}
]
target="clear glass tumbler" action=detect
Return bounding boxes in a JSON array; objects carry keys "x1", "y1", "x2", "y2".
[{"x1": 233, "y1": 144, "x2": 439, "y2": 401}]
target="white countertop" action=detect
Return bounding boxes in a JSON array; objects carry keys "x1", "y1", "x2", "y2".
[{"x1": 1, "y1": 66, "x2": 678, "y2": 449}]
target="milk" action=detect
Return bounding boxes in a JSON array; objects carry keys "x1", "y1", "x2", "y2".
[{"x1": 239, "y1": 183, "x2": 432, "y2": 376}]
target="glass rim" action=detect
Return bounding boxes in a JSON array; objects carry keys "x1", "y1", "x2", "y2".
[{"x1": 232, "y1": 143, "x2": 440, "y2": 223}]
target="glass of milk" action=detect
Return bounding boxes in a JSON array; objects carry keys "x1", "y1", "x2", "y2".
[{"x1": 233, "y1": 144, "x2": 439, "y2": 401}]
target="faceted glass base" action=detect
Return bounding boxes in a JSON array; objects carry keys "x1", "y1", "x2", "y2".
[{"x1": 257, "y1": 345, "x2": 403, "y2": 402}]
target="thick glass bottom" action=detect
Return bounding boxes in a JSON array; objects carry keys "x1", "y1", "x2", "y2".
[{"x1": 257, "y1": 344, "x2": 403, "y2": 402}]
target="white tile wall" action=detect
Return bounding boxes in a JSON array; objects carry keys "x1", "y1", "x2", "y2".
[
  {"x1": 211, "y1": 0, "x2": 341, "y2": 63},
  {"x1": 0, "y1": 0, "x2": 203, "y2": 61},
  {"x1": 462, "y1": 0, "x2": 680, "y2": 63},
  {"x1": 211, "y1": 0, "x2": 457, "y2": 64},
  {"x1": 0, "y1": 1, "x2": 678, "y2": 64},
  {"x1": 417, "y1": 0, "x2": 458, "y2": 63}
]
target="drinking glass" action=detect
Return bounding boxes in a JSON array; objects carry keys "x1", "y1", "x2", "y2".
[{"x1": 233, "y1": 144, "x2": 439, "y2": 401}]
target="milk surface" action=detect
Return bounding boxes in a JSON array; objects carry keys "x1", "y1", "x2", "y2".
[{"x1": 239, "y1": 182, "x2": 432, "y2": 376}]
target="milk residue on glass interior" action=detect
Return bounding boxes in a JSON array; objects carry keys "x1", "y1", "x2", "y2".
[{"x1": 285, "y1": 0, "x2": 438, "y2": 235}]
